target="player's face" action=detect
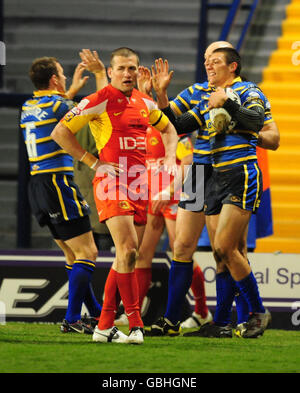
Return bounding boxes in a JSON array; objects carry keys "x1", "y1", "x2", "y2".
[
  {"x1": 54, "y1": 62, "x2": 67, "y2": 93},
  {"x1": 108, "y1": 55, "x2": 139, "y2": 96},
  {"x1": 205, "y1": 53, "x2": 234, "y2": 87}
]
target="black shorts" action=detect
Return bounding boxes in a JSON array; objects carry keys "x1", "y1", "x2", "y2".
[
  {"x1": 204, "y1": 162, "x2": 263, "y2": 216},
  {"x1": 178, "y1": 163, "x2": 213, "y2": 212},
  {"x1": 28, "y1": 173, "x2": 91, "y2": 240}
]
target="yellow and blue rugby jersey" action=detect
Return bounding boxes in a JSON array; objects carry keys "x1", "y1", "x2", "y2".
[
  {"x1": 190, "y1": 77, "x2": 270, "y2": 170},
  {"x1": 20, "y1": 90, "x2": 75, "y2": 176},
  {"x1": 171, "y1": 82, "x2": 211, "y2": 165}
]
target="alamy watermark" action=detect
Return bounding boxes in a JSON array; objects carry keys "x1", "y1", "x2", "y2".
[
  {"x1": 94, "y1": 159, "x2": 205, "y2": 212},
  {"x1": 0, "y1": 41, "x2": 5, "y2": 65}
]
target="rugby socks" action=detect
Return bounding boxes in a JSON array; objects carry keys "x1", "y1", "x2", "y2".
[
  {"x1": 235, "y1": 271, "x2": 265, "y2": 314},
  {"x1": 235, "y1": 292, "x2": 250, "y2": 324},
  {"x1": 214, "y1": 271, "x2": 236, "y2": 326},
  {"x1": 65, "y1": 262, "x2": 102, "y2": 319},
  {"x1": 116, "y1": 271, "x2": 143, "y2": 329},
  {"x1": 84, "y1": 283, "x2": 102, "y2": 319},
  {"x1": 65, "y1": 263, "x2": 73, "y2": 279},
  {"x1": 98, "y1": 268, "x2": 121, "y2": 330},
  {"x1": 235, "y1": 259, "x2": 251, "y2": 323},
  {"x1": 191, "y1": 264, "x2": 209, "y2": 318},
  {"x1": 164, "y1": 259, "x2": 194, "y2": 325},
  {"x1": 65, "y1": 259, "x2": 96, "y2": 324},
  {"x1": 135, "y1": 267, "x2": 152, "y2": 308}
]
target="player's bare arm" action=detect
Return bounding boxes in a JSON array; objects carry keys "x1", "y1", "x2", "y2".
[
  {"x1": 51, "y1": 123, "x2": 122, "y2": 176},
  {"x1": 257, "y1": 121, "x2": 280, "y2": 151},
  {"x1": 159, "y1": 121, "x2": 179, "y2": 176}
]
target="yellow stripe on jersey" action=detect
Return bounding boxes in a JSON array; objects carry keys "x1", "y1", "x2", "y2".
[
  {"x1": 24, "y1": 136, "x2": 52, "y2": 145},
  {"x1": 52, "y1": 100, "x2": 62, "y2": 113},
  {"x1": 212, "y1": 155, "x2": 257, "y2": 168},
  {"x1": 189, "y1": 110, "x2": 203, "y2": 127},
  {"x1": 170, "y1": 101, "x2": 183, "y2": 116},
  {"x1": 210, "y1": 144, "x2": 252, "y2": 154},
  {"x1": 22, "y1": 101, "x2": 55, "y2": 110},
  {"x1": 177, "y1": 96, "x2": 190, "y2": 111},
  {"x1": 193, "y1": 149, "x2": 211, "y2": 155},
  {"x1": 64, "y1": 175, "x2": 83, "y2": 217},
  {"x1": 28, "y1": 149, "x2": 67, "y2": 162},
  {"x1": 20, "y1": 118, "x2": 58, "y2": 128},
  {"x1": 30, "y1": 166, "x2": 73, "y2": 176},
  {"x1": 52, "y1": 174, "x2": 68, "y2": 221},
  {"x1": 243, "y1": 164, "x2": 249, "y2": 209},
  {"x1": 149, "y1": 109, "x2": 169, "y2": 131},
  {"x1": 246, "y1": 103, "x2": 264, "y2": 110}
]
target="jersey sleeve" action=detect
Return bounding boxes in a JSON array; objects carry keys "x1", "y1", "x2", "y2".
[
  {"x1": 52, "y1": 97, "x2": 75, "y2": 120},
  {"x1": 61, "y1": 91, "x2": 106, "y2": 134},
  {"x1": 170, "y1": 84, "x2": 195, "y2": 115},
  {"x1": 240, "y1": 85, "x2": 265, "y2": 112},
  {"x1": 263, "y1": 97, "x2": 273, "y2": 124}
]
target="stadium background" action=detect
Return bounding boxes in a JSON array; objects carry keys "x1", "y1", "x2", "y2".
[{"x1": 0, "y1": 0, "x2": 299, "y2": 329}]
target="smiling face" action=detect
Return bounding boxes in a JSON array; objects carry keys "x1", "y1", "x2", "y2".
[
  {"x1": 108, "y1": 55, "x2": 139, "y2": 96},
  {"x1": 205, "y1": 52, "x2": 237, "y2": 87}
]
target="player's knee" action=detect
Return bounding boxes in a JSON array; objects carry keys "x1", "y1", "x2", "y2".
[
  {"x1": 125, "y1": 247, "x2": 138, "y2": 270},
  {"x1": 174, "y1": 238, "x2": 195, "y2": 260},
  {"x1": 79, "y1": 242, "x2": 98, "y2": 262}
]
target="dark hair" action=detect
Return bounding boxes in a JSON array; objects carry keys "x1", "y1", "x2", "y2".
[
  {"x1": 29, "y1": 57, "x2": 58, "y2": 89},
  {"x1": 212, "y1": 47, "x2": 241, "y2": 76},
  {"x1": 110, "y1": 47, "x2": 140, "y2": 67}
]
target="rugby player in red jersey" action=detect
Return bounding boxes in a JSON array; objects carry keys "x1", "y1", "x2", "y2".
[{"x1": 51, "y1": 47, "x2": 179, "y2": 344}]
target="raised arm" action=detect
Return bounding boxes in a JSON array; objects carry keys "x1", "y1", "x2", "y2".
[
  {"x1": 151, "y1": 58, "x2": 174, "y2": 109},
  {"x1": 79, "y1": 48, "x2": 108, "y2": 91},
  {"x1": 65, "y1": 62, "x2": 89, "y2": 100}
]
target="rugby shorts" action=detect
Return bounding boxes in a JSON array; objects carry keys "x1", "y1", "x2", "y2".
[
  {"x1": 178, "y1": 163, "x2": 213, "y2": 212},
  {"x1": 28, "y1": 173, "x2": 91, "y2": 240},
  {"x1": 93, "y1": 176, "x2": 148, "y2": 225},
  {"x1": 204, "y1": 162, "x2": 263, "y2": 215}
]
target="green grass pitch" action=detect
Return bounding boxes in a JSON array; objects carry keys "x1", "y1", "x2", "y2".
[{"x1": 1, "y1": 322, "x2": 300, "y2": 373}]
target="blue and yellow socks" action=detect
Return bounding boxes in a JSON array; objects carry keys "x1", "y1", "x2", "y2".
[
  {"x1": 235, "y1": 271, "x2": 265, "y2": 314},
  {"x1": 65, "y1": 259, "x2": 101, "y2": 324},
  {"x1": 164, "y1": 259, "x2": 194, "y2": 325}
]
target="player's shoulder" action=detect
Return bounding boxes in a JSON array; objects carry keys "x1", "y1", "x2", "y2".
[{"x1": 233, "y1": 78, "x2": 266, "y2": 102}]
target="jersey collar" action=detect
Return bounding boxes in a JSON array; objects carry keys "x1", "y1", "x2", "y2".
[
  {"x1": 208, "y1": 76, "x2": 242, "y2": 89},
  {"x1": 33, "y1": 90, "x2": 67, "y2": 98}
]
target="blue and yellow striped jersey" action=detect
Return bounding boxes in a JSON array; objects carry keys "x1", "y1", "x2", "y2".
[
  {"x1": 171, "y1": 82, "x2": 211, "y2": 164},
  {"x1": 171, "y1": 78, "x2": 273, "y2": 168},
  {"x1": 20, "y1": 90, "x2": 75, "y2": 176}
]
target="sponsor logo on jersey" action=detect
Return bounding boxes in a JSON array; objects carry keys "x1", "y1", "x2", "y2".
[
  {"x1": 149, "y1": 137, "x2": 159, "y2": 146},
  {"x1": 119, "y1": 201, "x2": 131, "y2": 210}
]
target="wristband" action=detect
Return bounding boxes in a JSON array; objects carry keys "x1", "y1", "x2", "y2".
[
  {"x1": 79, "y1": 151, "x2": 88, "y2": 162},
  {"x1": 90, "y1": 159, "x2": 99, "y2": 169}
]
